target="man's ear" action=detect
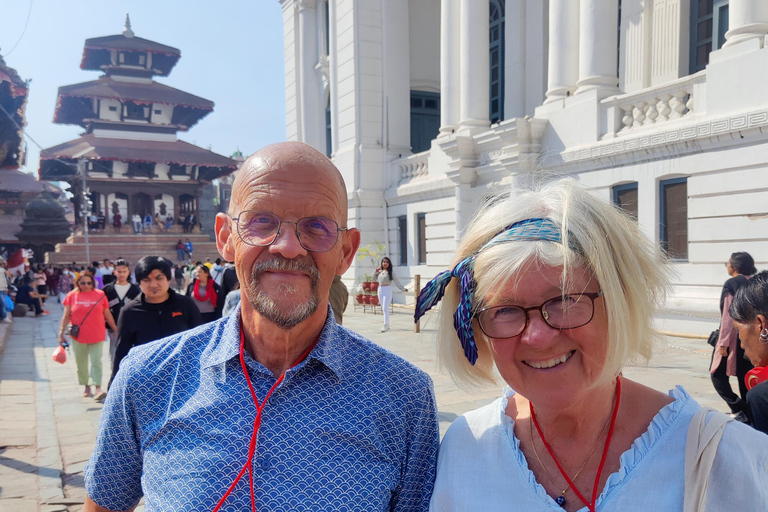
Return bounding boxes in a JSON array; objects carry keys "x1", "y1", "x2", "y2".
[
  {"x1": 335, "y1": 228, "x2": 361, "y2": 276},
  {"x1": 215, "y1": 213, "x2": 236, "y2": 262}
]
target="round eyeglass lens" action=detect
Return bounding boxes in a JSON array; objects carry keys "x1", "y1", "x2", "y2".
[
  {"x1": 479, "y1": 306, "x2": 527, "y2": 338},
  {"x1": 542, "y1": 295, "x2": 594, "y2": 329},
  {"x1": 239, "y1": 212, "x2": 281, "y2": 245},
  {"x1": 296, "y1": 216, "x2": 339, "y2": 252}
]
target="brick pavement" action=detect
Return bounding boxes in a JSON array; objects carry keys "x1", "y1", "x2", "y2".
[{"x1": 0, "y1": 298, "x2": 730, "y2": 510}]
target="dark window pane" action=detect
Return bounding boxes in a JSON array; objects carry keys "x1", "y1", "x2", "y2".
[
  {"x1": 417, "y1": 213, "x2": 427, "y2": 264},
  {"x1": 492, "y1": 68, "x2": 499, "y2": 81},
  {"x1": 614, "y1": 184, "x2": 638, "y2": 220},
  {"x1": 491, "y1": 50, "x2": 499, "y2": 66},
  {"x1": 491, "y1": 83, "x2": 499, "y2": 96},
  {"x1": 717, "y1": 5, "x2": 729, "y2": 49},
  {"x1": 661, "y1": 180, "x2": 688, "y2": 260},
  {"x1": 411, "y1": 98, "x2": 422, "y2": 108},
  {"x1": 697, "y1": 42, "x2": 712, "y2": 66},
  {"x1": 491, "y1": 99, "x2": 498, "y2": 112},
  {"x1": 698, "y1": 19, "x2": 713, "y2": 40},
  {"x1": 699, "y1": 0, "x2": 713, "y2": 16},
  {"x1": 425, "y1": 99, "x2": 438, "y2": 109},
  {"x1": 398, "y1": 216, "x2": 408, "y2": 266}
]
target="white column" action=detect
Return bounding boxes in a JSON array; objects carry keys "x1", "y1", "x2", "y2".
[
  {"x1": 458, "y1": 0, "x2": 490, "y2": 128},
  {"x1": 575, "y1": 0, "x2": 619, "y2": 95},
  {"x1": 723, "y1": 0, "x2": 768, "y2": 48},
  {"x1": 298, "y1": 0, "x2": 322, "y2": 149},
  {"x1": 545, "y1": 0, "x2": 580, "y2": 102},
  {"x1": 440, "y1": 0, "x2": 460, "y2": 134}
]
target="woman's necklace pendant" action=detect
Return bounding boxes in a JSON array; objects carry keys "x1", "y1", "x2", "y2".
[{"x1": 555, "y1": 494, "x2": 566, "y2": 507}]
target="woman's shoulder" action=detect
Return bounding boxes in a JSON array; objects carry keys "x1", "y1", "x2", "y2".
[{"x1": 442, "y1": 393, "x2": 508, "y2": 447}]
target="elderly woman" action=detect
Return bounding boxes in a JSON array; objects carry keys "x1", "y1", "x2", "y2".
[
  {"x1": 417, "y1": 180, "x2": 768, "y2": 511},
  {"x1": 730, "y1": 270, "x2": 768, "y2": 435}
]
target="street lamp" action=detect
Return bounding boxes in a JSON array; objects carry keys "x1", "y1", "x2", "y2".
[{"x1": 78, "y1": 158, "x2": 91, "y2": 263}]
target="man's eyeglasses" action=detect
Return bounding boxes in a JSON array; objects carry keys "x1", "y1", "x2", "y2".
[
  {"x1": 476, "y1": 291, "x2": 603, "y2": 339},
  {"x1": 79, "y1": 281, "x2": 94, "y2": 286},
  {"x1": 229, "y1": 211, "x2": 347, "y2": 253}
]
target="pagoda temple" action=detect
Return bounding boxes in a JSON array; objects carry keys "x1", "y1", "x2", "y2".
[{"x1": 38, "y1": 17, "x2": 237, "y2": 264}]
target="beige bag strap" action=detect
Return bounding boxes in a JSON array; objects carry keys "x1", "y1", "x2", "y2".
[{"x1": 684, "y1": 407, "x2": 732, "y2": 512}]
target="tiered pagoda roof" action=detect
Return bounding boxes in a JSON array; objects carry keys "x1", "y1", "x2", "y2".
[{"x1": 54, "y1": 77, "x2": 213, "y2": 130}]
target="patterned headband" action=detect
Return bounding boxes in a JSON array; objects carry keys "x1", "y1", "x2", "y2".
[{"x1": 413, "y1": 218, "x2": 580, "y2": 365}]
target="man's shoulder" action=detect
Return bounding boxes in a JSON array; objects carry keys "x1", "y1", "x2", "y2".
[{"x1": 331, "y1": 325, "x2": 432, "y2": 385}]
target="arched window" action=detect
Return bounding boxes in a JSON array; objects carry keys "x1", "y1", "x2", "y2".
[{"x1": 489, "y1": 0, "x2": 505, "y2": 124}]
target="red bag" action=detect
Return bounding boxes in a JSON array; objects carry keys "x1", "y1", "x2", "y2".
[
  {"x1": 746, "y1": 366, "x2": 768, "y2": 390},
  {"x1": 52, "y1": 345, "x2": 67, "y2": 364}
]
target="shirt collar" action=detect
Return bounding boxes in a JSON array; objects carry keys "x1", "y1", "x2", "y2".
[{"x1": 201, "y1": 302, "x2": 346, "y2": 382}]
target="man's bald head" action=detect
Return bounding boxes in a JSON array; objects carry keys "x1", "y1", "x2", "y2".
[{"x1": 229, "y1": 142, "x2": 348, "y2": 220}]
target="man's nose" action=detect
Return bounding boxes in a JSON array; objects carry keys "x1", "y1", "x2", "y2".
[
  {"x1": 519, "y1": 310, "x2": 559, "y2": 348},
  {"x1": 268, "y1": 222, "x2": 308, "y2": 259}
]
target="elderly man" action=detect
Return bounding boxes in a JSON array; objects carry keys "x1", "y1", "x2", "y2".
[{"x1": 83, "y1": 142, "x2": 439, "y2": 511}]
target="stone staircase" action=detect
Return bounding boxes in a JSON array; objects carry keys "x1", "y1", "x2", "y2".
[{"x1": 45, "y1": 230, "x2": 220, "y2": 267}]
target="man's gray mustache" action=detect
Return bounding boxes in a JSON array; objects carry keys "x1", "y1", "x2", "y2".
[{"x1": 251, "y1": 258, "x2": 320, "y2": 282}]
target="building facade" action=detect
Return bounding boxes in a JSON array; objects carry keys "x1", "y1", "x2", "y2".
[{"x1": 282, "y1": 0, "x2": 768, "y2": 326}]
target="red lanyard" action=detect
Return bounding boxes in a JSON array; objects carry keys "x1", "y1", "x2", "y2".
[
  {"x1": 530, "y1": 376, "x2": 622, "y2": 512},
  {"x1": 212, "y1": 324, "x2": 317, "y2": 512}
]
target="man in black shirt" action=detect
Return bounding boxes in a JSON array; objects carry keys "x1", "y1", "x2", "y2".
[
  {"x1": 102, "y1": 260, "x2": 140, "y2": 362},
  {"x1": 110, "y1": 256, "x2": 202, "y2": 387}
]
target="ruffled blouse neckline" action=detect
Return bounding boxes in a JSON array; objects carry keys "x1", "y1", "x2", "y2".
[{"x1": 496, "y1": 385, "x2": 692, "y2": 511}]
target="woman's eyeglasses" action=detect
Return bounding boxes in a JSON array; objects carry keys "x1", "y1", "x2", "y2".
[
  {"x1": 229, "y1": 211, "x2": 347, "y2": 253},
  {"x1": 79, "y1": 281, "x2": 94, "y2": 286},
  {"x1": 476, "y1": 291, "x2": 604, "y2": 339}
]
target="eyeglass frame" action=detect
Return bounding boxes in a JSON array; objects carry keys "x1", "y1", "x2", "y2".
[
  {"x1": 78, "y1": 280, "x2": 94, "y2": 286},
  {"x1": 228, "y1": 210, "x2": 349, "y2": 253},
  {"x1": 475, "y1": 290, "x2": 604, "y2": 339}
]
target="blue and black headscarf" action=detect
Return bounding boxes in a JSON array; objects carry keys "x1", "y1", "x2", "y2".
[{"x1": 414, "y1": 218, "x2": 582, "y2": 365}]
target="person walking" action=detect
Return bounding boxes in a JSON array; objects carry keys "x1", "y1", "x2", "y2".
[
  {"x1": 373, "y1": 256, "x2": 407, "y2": 332},
  {"x1": 711, "y1": 252, "x2": 756, "y2": 422},
  {"x1": 173, "y1": 264, "x2": 184, "y2": 292},
  {"x1": 186, "y1": 263, "x2": 222, "y2": 323},
  {"x1": 329, "y1": 274, "x2": 348, "y2": 324},
  {"x1": 101, "y1": 259, "x2": 140, "y2": 364},
  {"x1": 58, "y1": 271, "x2": 118, "y2": 400},
  {"x1": 110, "y1": 256, "x2": 201, "y2": 387},
  {"x1": 58, "y1": 267, "x2": 75, "y2": 303}
]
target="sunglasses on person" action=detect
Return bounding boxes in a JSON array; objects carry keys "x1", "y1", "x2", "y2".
[
  {"x1": 476, "y1": 291, "x2": 604, "y2": 339},
  {"x1": 79, "y1": 280, "x2": 94, "y2": 286},
  {"x1": 229, "y1": 211, "x2": 347, "y2": 253}
]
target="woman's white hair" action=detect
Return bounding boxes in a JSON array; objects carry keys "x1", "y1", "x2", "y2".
[{"x1": 437, "y1": 179, "x2": 672, "y2": 388}]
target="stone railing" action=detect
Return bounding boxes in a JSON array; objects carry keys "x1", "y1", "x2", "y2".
[
  {"x1": 395, "y1": 151, "x2": 429, "y2": 184},
  {"x1": 612, "y1": 73, "x2": 704, "y2": 136}
]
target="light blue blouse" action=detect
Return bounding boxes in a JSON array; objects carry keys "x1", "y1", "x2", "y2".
[{"x1": 430, "y1": 386, "x2": 768, "y2": 511}]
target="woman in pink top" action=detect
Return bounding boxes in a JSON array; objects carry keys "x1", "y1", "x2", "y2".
[{"x1": 58, "y1": 271, "x2": 118, "y2": 400}]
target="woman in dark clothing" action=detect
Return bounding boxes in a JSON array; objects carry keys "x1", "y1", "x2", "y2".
[
  {"x1": 186, "y1": 263, "x2": 222, "y2": 324},
  {"x1": 730, "y1": 271, "x2": 768, "y2": 434},
  {"x1": 110, "y1": 256, "x2": 202, "y2": 387},
  {"x1": 710, "y1": 251, "x2": 756, "y2": 422}
]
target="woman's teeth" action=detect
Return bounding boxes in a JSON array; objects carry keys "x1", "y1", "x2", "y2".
[{"x1": 526, "y1": 351, "x2": 574, "y2": 369}]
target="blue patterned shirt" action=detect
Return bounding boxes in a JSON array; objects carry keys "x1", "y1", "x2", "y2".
[{"x1": 85, "y1": 305, "x2": 439, "y2": 511}]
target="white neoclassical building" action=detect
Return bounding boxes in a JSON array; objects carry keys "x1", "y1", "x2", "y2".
[{"x1": 281, "y1": 0, "x2": 768, "y2": 332}]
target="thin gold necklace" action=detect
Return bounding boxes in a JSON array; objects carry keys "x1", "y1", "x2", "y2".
[{"x1": 528, "y1": 410, "x2": 611, "y2": 507}]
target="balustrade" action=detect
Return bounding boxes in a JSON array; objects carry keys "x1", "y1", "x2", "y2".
[{"x1": 395, "y1": 152, "x2": 429, "y2": 183}]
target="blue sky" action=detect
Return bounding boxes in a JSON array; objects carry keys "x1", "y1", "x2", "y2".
[{"x1": 1, "y1": 1, "x2": 287, "y2": 176}]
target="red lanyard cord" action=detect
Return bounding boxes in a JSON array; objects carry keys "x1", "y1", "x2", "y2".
[
  {"x1": 530, "y1": 376, "x2": 622, "y2": 512},
  {"x1": 212, "y1": 325, "x2": 318, "y2": 512}
]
